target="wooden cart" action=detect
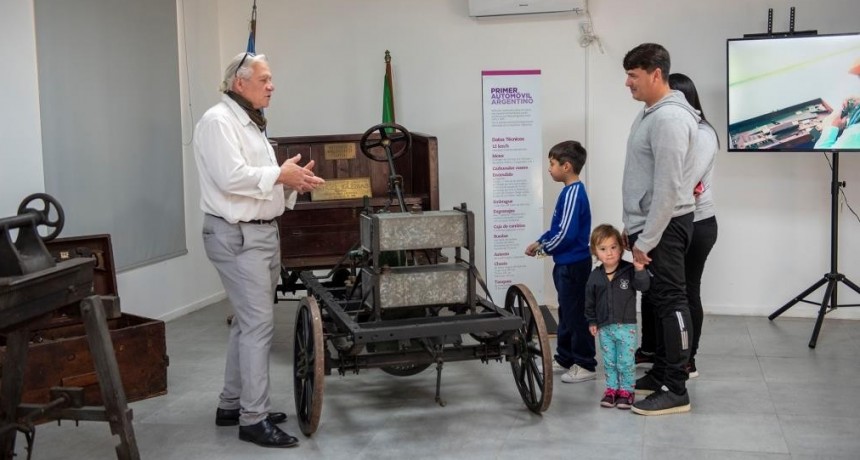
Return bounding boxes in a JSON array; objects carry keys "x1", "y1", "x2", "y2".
[{"x1": 279, "y1": 125, "x2": 553, "y2": 436}]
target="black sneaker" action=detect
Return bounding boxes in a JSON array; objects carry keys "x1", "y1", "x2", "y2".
[
  {"x1": 686, "y1": 359, "x2": 699, "y2": 379},
  {"x1": 635, "y1": 348, "x2": 655, "y2": 367},
  {"x1": 634, "y1": 372, "x2": 662, "y2": 396},
  {"x1": 631, "y1": 389, "x2": 691, "y2": 416}
]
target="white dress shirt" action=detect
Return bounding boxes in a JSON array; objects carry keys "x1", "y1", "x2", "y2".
[{"x1": 193, "y1": 94, "x2": 297, "y2": 223}]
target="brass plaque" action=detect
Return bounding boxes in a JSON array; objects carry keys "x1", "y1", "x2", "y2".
[
  {"x1": 324, "y1": 143, "x2": 357, "y2": 160},
  {"x1": 311, "y1": 177, "x2": 372, "y2": 201}
]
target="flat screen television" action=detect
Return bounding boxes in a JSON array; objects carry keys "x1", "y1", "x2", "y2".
[{"x1": 727, "y1": 33, "x2": 860, "y2": 151}]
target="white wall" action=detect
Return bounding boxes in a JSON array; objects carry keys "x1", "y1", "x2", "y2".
[
  {"x1": 2, "y1": 0, "x2": 859, "y2": 321},
  {"x1": 0, "y1": 0, "x2": 44, "y2": 216}
]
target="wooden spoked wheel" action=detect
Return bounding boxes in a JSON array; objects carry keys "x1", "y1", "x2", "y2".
[
  {"x1": 504, "y1": 284, "x2": 553, "y2": 413},
  {"x1": 293, "y1": 296, "x2": 325, "y2": 436}
]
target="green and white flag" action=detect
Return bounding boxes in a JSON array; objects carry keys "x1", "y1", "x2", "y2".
[{"x1": 383, "y1": 50, "x2": 395, "y2": 129}]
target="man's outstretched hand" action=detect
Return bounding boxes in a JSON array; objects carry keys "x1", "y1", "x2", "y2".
[{"x1": 278, "y1": 154, "x2": 325, "y2": 193}]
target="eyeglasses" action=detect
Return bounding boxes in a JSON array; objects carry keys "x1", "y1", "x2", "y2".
[{"x1": 234, "y1": 52, "x2": 255, "y2": 78}]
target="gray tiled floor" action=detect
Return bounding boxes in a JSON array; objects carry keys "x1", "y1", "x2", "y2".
[{"x1": 19, "y1": 299, "x2": 860, "y2": 459}]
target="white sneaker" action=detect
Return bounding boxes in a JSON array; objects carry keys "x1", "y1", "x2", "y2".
[
  {"x1": 537, "y1": 359, "x2": 569, "y2": 373},
  {"x1": 552, "y1": 360, "x2": 569, "y2": 372},
  {"x1": 561, "y1": 364, "x2": 597, "y2": 383}
]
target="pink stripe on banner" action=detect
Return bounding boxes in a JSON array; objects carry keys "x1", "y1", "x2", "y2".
[{"x1": 482, "y1": 70, "x2": 541, "y2": 76}]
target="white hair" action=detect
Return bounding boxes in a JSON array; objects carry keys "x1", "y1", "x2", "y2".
[{"x1": 219, "y1": 52, "x2": 268, "y2": 93}]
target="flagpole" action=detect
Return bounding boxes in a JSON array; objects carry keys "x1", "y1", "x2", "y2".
[{"x1": 247, "y1": 0, "x2": 257, "y2": 53}]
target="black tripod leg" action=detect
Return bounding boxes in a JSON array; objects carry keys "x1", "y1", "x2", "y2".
[
  {"x1": 809, "y1": 280, "x2": 836, "y2": 349},
  {"x1": 769, "y1": 277, "x2": 828, "y2": 320},
  {"x1": 841, "y1": 277, "x2": 860, "y2": 295}
]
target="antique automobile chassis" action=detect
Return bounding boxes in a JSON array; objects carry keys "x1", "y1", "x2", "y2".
[{"x1": 291, "y1": 124, "x2": 552, "y2": 436}]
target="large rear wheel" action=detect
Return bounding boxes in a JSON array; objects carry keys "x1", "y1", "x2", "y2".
[{"x1": 505, "y1": 284, "x2": 552, "y2": 413}]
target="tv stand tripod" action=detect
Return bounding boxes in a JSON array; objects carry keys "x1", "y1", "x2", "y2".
[{"x1": 769, "y1": 151, "x2": 860, "y2": 348}]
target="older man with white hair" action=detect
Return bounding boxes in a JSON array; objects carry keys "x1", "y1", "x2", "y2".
[{"x1": 193, "y1": 52, "x2": 324, "y2": 448}]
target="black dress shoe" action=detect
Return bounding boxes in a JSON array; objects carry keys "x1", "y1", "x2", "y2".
[
  {"x1": 215, "y1": 408, "x2": 287, "y2": 427},
  {"x1": 238, "y1": 419, "x2": 299, "y2": 448}
]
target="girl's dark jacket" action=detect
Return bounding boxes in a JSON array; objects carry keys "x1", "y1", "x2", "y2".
[{"x1": 584, "y1": 259, "x2": 650, "y2": 328}]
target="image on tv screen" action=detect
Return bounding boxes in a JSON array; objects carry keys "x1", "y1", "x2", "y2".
[{"x1": 727, "y1": 33, "x2": 860, "y2": 151}]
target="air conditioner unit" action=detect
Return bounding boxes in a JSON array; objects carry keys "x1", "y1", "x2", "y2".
[{"x1": 468, "y1": 0, "x2": 586, "y2": 17}]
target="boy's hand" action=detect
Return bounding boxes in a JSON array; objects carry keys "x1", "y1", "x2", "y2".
[
  {"x1": 589, "y1": 325, "x2": 597, "y2": 336},
  {"x1": 525, "y1": 241, "x2": 540, "y2": 257},
  {"x1": 633, "y1": 259, "x2": 646, "y2": 271}
]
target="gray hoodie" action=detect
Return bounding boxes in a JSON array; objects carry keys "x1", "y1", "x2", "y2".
[
  {"x1": 690, "y1": 122, "x2": 718, "y2": 222},
  {"x1": 622, "y1": 90, "x2": 700, "y2": 253}
]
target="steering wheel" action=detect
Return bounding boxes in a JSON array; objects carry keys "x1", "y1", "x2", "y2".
[
  {"x1": 359, "y1": 123, "x2": 412, "y2": 162},
  {"x1": 17, "y1": 193, "x2": 65, "y2": 241}
]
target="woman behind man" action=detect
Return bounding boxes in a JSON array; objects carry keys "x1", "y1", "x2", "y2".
[{"x1": 668, "y1": 73, "x2": 719, "y2": 377}]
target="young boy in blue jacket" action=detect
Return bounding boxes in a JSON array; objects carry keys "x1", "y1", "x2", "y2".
[{"x1": 525, "y1": 140, "x2": 596, "y2": 383}]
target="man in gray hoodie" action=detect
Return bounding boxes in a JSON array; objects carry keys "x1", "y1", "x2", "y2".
[{"x1": 621, "y1": 43, "x2": 699, "y2": 416}]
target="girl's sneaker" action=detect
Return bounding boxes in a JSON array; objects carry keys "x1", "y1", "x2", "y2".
[
  {"x1": 600, "y1": 388, "x2": 617, "y2": 408},
  {"x1": 615, "y1": 389, "x2": 635, "y2": 410}
]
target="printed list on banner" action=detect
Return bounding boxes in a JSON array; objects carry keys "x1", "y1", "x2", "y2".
[{"x1": 481, "y1": 70, "x2": 544, "y2": 303}]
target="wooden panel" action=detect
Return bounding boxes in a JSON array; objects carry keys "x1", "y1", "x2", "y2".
[{"x1": 270, "y1": 131, "x2": 439, "y2": 271}]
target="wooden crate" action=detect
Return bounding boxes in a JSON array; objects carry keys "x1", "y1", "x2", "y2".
[{"x1": 0, "y1": 313, "x2": 168, "y2": 407}]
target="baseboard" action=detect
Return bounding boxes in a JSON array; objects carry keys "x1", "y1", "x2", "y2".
[
  {"x1": 159, "y1": 291, "x2": 227, "y2": 322},
  {"x1": 707, "y1": 304, "x2": 860, "y2": 320}
]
